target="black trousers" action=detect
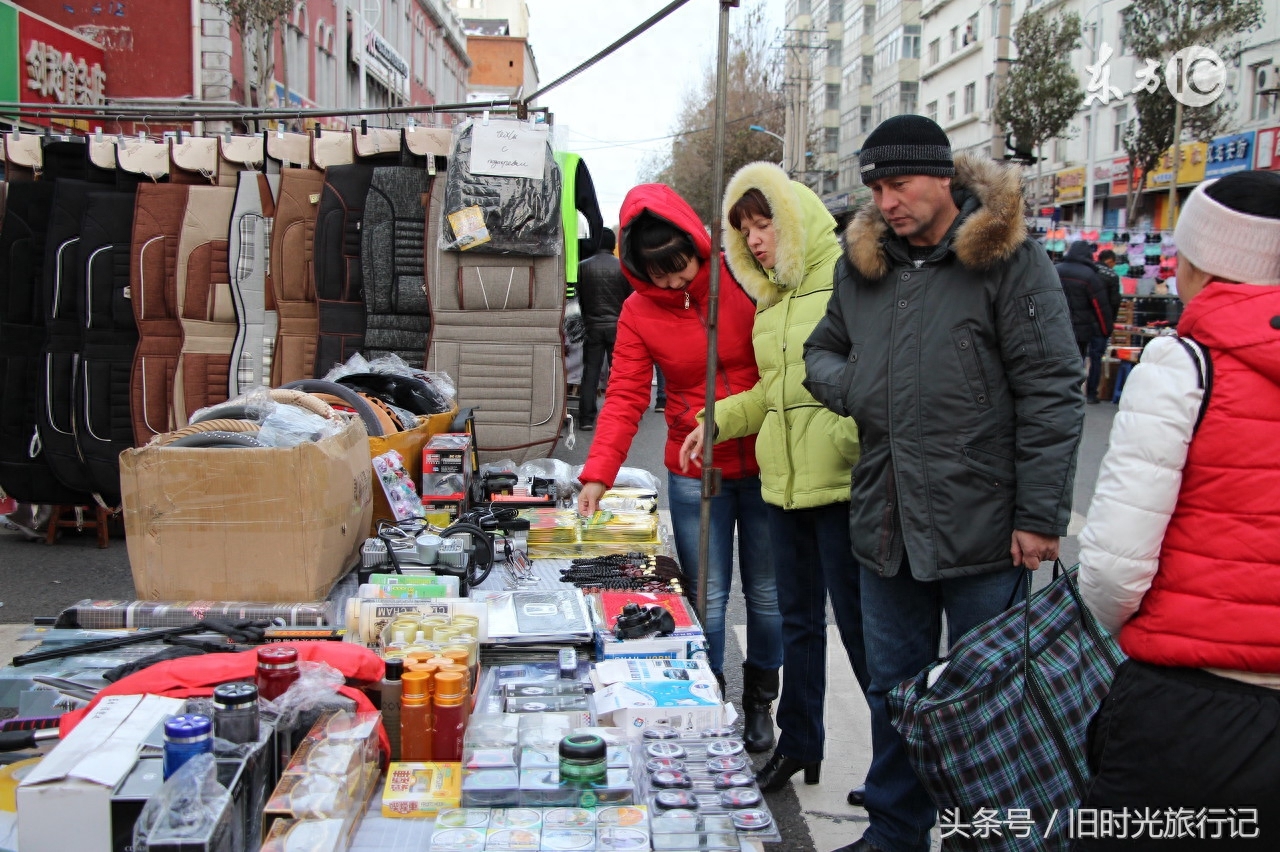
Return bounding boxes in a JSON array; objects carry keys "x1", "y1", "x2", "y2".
[
  {"x1": 578, "y1": 324, "x2": 616, "y2": 424},
  {"x1": 1075, "y1": 659, "x2": 1280, "y2": 850}
]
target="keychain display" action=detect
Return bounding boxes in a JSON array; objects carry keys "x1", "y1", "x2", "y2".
[{"x1": 372, "y1": 449, "x2": 426, "y2": 521}]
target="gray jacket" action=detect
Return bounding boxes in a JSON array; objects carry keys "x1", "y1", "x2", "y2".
[{"x1": 803, "y1": 153, "x2": 1084, "y2": 581}]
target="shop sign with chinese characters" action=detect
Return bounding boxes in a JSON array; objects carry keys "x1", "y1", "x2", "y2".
[
  {"x1": 1, "y1": 0, "x2": 108, "y2": 124},
  {"x1": 1143, "y1": 141, "x2": 1207, "y2": 190},
  {"x1": 1204, "y1": 131, "x2": 1254, "y2": 180}
]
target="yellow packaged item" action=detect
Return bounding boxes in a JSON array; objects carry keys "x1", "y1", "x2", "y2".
[{"x1": 381, "y1": 762, "x2": 463, "y2": 817}]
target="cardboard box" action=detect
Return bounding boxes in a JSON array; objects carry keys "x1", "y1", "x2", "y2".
[
  {"x1": 18, "y1": 694, "x2": 185, "y2": 852},
  {"x1": 590, "y1": 682, "x2": 733, "y2": 735},
  {"x1": 381, "y1": 762, "x2": 463, "y2": 817},
  {"x1": 121, "y1": 418, "x2": 374, "y2": 602}
]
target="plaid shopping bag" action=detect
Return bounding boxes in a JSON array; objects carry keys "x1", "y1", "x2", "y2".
[{"x1": 887, "y1": 565, "x2": 1125, "y2": 851}]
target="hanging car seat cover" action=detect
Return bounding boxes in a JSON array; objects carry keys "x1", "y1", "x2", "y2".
[
  {"x1": 361, "y1": 164, "x2": 432, "y2": 369},
  {"x1": 0, "y1": 181, "x2": 90, "y2": 504},
  {"x1": 130, "y1": 184, "x2": 191, "y2": 447},
  {"x1": 76, "y1": 187, "x2": 141, "y2": 505},
  {"x1": 173, "y1": 185, "x2": 237, "y2": 423},
  {"x1": 228, "y1": 171, "x2": 279, "y2": 396},
  {"x1": 38, "y1": 179, "x2": 101, "y2": 494},
  {"x1": 442, "y1": 122, "x2": 562, "y2": 256},
  {"x1": 270, "y1": 167, "x2": 326, "y2": 386},
  {"x1": 313, "y1": 163, "x2": 376, "y2": 376}
]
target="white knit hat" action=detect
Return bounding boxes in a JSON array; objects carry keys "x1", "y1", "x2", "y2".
[{"x1": 1175, "y1": 178, "x2": 1280, "y2": 285}]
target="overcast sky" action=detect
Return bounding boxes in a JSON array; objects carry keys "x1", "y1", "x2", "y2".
[{"x1": 524, "y1": 0, "x2": 785, "y2": 229}]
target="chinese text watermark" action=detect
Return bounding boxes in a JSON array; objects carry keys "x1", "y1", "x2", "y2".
[{"x1": 1085, "y1": 44, "x2": 1226, "y2": 108}]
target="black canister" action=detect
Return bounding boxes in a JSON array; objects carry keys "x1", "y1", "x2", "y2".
[
  {"x1": 212, "y1": 682, "x2": 260, "y2": 744},
  {"x1": 558, "y1": 733, "x2": 607, "y2": 784}
]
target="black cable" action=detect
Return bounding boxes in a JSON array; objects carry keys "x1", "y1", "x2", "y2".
[{"x1": 439, "y1": 520, "x2": 495, "y2": 590}]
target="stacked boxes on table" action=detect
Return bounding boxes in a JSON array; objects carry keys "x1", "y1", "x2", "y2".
[{"x1": 422, "y1": 432, "x2": 474, "y2": 522}]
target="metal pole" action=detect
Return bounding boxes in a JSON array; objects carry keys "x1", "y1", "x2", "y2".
[
  {"x1": 695, "y1": 0, "x2": 738, "y2": 629},
  {"x1": 1168, "y1": 99, "x2": 1183, "y2": 228},
  {"x1": 1083, "y1": 3, "x2": 1104, "y2": 230},
  {"x1": 989, "y1": 0, "x2": 1013, "y2": 158}
]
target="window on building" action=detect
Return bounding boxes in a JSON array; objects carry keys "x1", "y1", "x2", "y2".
[
  {"x1": 286, "y1": 3, "x2": 308, "y2": 96},
  {"x1": 964, "y1": 13, "x2": 978, "y2": 45},
  {"x1": 1251, "y1": 64, "x2": 1278, "y2": 121},
  {"x1": 826, "y1": 126, "x2": 840, "y2": 153},
  {"x1": 901, "y1": 81, "x2": 917, "y2": 114},
  {"x1": 985, "y1": 72, "x2": 994, "y2": 109},
  {"x1": 947, "y1": 91, "x2": 956, "y2": 121},
  {"x1": 903, "y1": 25, "x2": 920, "y2": 59},
  {"x1": 413, "y1": 20, "x2": 426, "y2": 84},
  {"x1": 824, "y1": 172, "x2": 838, "y2": 194},
  {"x1": 1053, "y1": 137, "x2": 1066, "y2": 163},
  {"x1": 988, "y1": 0, "x2": 998, "y2": 39},
  {"x1": 827, "y1": 83, "x2": 841, "y2": 110},
  {"x1": 1113, "y1": 104, "x2": 1128, "y2": 151},
  {"x1": 314, "y1": 21, "x2": 335, "y2": 105},
  {"x1": 829, "y1": 0, "x2": 843, "y2": 22},
  {"x1": 862, "y1": 55, "x2": 874, "y2": 86},
  {"x1": 864, "y1": 4, "x2": 875, "y2": 35},
  {"x1": 926, "y1": 100, "x2": 938, "y2": 124},
  {"x1": 1118, "y1": 9, "x2": 1135, "y2": 55},
  {"x1": 828, "y1": 38, "x2": 843, "y2": 68},
  {"x1": 860, "y1": 104, "x2": 873, "y2": 134},
  {"x1": 799, "y1": 0, "x2": 811, "y2": 14},
  {"x1": 928, "y1": 38, "x2": 940, "y2": 65},
  {"x1": 963, "y1": 82, "x2": 975, "y2": 114},
  {"x1": 949, "y1": 26, "x2": 958, "y2": 54},
  {"x1": 427, "y1": 29, "x2": 439, "y2": 96}
]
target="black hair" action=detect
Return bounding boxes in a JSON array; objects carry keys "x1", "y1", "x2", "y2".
[
  {"x1": 727, "y1": 188, "x2": 772, "y2": 231},
  {"x1": 626, "y1": 212, "x2": 698, "y2": 280},
  {"x1": 1097, "y1": 249, "x2": 1116, "y2": 262},
  {"x1": 599, "y1": 227, "x2": 616, "y2": 253},
  {"x1": 1203, "y1": 170, "x2": 1280, "y2": 220}
]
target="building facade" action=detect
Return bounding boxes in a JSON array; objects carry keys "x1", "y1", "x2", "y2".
[
  {"x1": 11, "y1": 0, "x2": 470, "y2": 131},
  {"x1": 447, "y1": 0, "x2": 539, "y2": 105}
]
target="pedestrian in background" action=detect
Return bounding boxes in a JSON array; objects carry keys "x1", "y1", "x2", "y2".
[
  {"x1": 576, "y1": 227, "x2": 630, "y2": 431},
  {"x1": 1057, "y1": 240, "x2": 1115, "y2": 403},
  {"x1": 576, "y1": 184, "x2": 782, "y2": 725},
  {"x1": 681, "y1": 162, "x2": 868, "y2": 766},
  {"x1": 1078, "y1": 171, "x2": 1280, "y2": 846},
  {"x1": 803, "y1": 115, "x2": 1084, "y2": 852}
]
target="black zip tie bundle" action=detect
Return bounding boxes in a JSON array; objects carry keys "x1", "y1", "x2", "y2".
[{"x1": 559, "y1": 553, "x2": 687, "y2": 594}]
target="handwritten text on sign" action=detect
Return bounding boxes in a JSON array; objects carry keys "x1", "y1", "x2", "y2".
[{"x1": 469, "y1": 118, "x2": 548, "y2": 179}]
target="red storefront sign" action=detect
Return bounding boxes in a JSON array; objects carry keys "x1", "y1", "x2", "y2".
[
  {"x1": 18, "y1": 8, "x2": 107, "y2": 123},
  {"x1": 1109, "y1": 158, "x2": 1144, "y2": 196}
]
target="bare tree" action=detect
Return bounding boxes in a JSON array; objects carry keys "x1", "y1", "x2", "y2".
[
  {"x1": 211, "y1": 0, "x2": 297, "y2": 108},
  {"x1": 1119, "y1": 0, "x2": 1264, "y2": 223},
  {"x1": 640, "y1": 6, "x2": 786, "y2": 223}
]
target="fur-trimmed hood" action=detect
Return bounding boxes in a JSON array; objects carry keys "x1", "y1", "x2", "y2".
[
  {"x1": 722, "y1": 162, "x2": 841, "y2": 309},
  {"x1": 843, "y1": 151, "x2": 1027, "y2": 280}
]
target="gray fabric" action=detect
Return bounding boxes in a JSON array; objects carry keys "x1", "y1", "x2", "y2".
[
  {"x1": 362, "y1": 165, "x2": 430, "y2": 368},
  {"x1": 228, "y1": 171, "x2": 278, "y2": 395}
]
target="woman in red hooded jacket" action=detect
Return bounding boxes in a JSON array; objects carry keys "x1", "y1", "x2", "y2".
[{"x1": 577, "y1": 184, "x2": 783, "y2": 750}]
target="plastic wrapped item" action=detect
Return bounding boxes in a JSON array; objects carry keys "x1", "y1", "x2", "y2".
[
  {"x1": 606, "y1": 467, "x2": 662, "y2": 493},
  {"x1": 372, "y1": 450, "x2": 426, "y2": 521},
  {"x1": 257, "y1": 404, "x2": 343, "y2": 447},
  {"x1": 132, "y1": 753, "x2": 231, "y2": 852},
  {"x1": 189, "y1": 385, "x2": 277, "y2": 427},
  {"x1": 441, "y1": 119, "x2": 562, "y2": 256},
  {"x1": 55, "y1": 599, "x2": 333, "y2": 629},
  {"x1": 323, "y1": 353, "x2": 457, "y2": 414},
  {"x1": 516, "y1": 459, "x2": 576, "y2": 504}
]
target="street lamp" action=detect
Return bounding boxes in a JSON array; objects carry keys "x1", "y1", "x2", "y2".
[{"x1": 749, "y1": 124, "x2": 787, "y2": 172}]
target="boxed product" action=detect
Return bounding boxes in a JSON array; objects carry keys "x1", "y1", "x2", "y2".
[
  {"x1": 380, "y1": 762, "x2": 462, "y2": 817},
  {"x1": 591, "y1": 681, "x2": 732, "y2": 734},
  {"x1": 18, "y1": 694, "x2": 185, "y2": 852},
  {"x1": 422, "y1": 433, "x2": 473, "y2": 501},
  {"x1": 120, "y1": 417, "x2": 373, "y2": 601}
]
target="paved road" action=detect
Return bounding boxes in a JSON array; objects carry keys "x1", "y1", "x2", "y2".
[{"x1": 0, "y1": 390, "x2": 1119, "y2": 851}]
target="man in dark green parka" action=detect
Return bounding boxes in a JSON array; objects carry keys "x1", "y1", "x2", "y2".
[{"x1": 802, "y1": 115, "x2": 1084, "y2": 852}]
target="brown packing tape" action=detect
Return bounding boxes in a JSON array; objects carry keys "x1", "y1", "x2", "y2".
[{"x1": 120, "y1": 417, "x2": 374, "y2": 601}]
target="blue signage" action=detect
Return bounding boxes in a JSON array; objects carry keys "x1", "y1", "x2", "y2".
[{"x1": 1204, "y1": 131, "x2": 1255, "y2": 179}]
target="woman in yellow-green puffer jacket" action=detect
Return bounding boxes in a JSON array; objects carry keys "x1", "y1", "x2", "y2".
[{"x1": 680, "y1": 161, "x2": 869, "y2": 798}]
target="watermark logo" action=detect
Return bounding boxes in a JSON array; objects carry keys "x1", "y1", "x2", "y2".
[
  {"x1": 1084, "y1": 43, "x2": 1226, "y2": 108},
  {"x1": 1166, "y1": 46, "x2": 1226, "y2": 107}
]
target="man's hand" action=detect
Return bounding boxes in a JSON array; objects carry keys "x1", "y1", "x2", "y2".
[
  {"x1": 1011, "y1": 530, "x2": 1059, "y2": 570},
  {"x1": 679, "y1": 423, "x2": 706, "y2": 472},
  {"x1": 578, "y1": 481, "x2": 607, "y2": 516}
]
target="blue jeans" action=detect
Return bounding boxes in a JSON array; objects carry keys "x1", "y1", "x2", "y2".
[
  {"x1": 767, "y1": 503, "x2": 870, "y2": 763},
  {"x1": 667, "y1": 471, "x2": 781, "y2": 674},
  {"x1": 860, "y1": 560, "x2": 1025, "y2": 852}
]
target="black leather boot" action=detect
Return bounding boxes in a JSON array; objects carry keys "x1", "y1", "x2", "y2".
[
  {"x1": 741, "y1": 663, "x2": 779, "y2": 753},
  {"x1": 755, "y1": 749, "x2": 821, "y2": 792}
]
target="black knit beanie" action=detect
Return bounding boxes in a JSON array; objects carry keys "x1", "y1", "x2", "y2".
[{"x1": 859, "y1": 114, "x2": 955, "y2": 184}]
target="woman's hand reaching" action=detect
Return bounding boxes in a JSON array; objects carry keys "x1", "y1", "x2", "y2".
[{"x1": 679, "y1": 423, "x2": 707, "y2": 472}]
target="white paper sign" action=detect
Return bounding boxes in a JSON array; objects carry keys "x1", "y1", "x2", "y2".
[{"x1": 468, "y1": 118, "x2": 548, "y2": 179}]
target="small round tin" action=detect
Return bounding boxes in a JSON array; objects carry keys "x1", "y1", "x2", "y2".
[
  {"x1": 644, "y1": 757, "x2": 685, "y2": 773},
  {"x1": 701, "y1": 727, "x2": 737, "y2": 738},
  {"x1": 731, "y1": 808, "x2": 775, "y2": 831},
  {"x1": 651, "y1": 769, "x2": 693, "y2": 789},
  {"x1": 713, "y1": 771, "x2": 754, "y2": 789},
  {"x1": 719, "y1": 788, "x2": 762, "y2": 808},
  {"x1": 654, "y1": 789, "x2": 699, "y2": 810},
  {"x1": 705, "y1": 755, "x2": 748, "y2": 772},
  {"x1": 641, "y1": 726, "x2": 680, "y2": 740},
  {"x1": 705, "y1": 739, "x2": 745, "y2": 757},
  {"x1": 595, "y1": 806, "x2": 648, "y2": 826},
  {"x1": 424, "y1": 828, "x2": 484, "y2": 850},
  {"x1": 644, "y1": 741, "x2": 686, "y2": 759},
  {"x1": 597, "y1": 827, "x2": 650, "y2": 850}
]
